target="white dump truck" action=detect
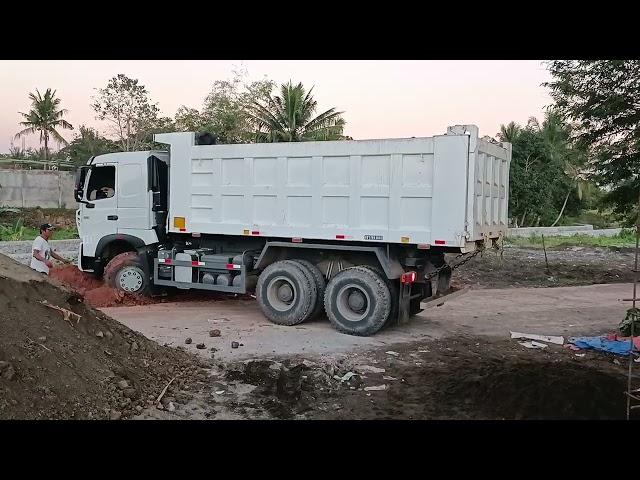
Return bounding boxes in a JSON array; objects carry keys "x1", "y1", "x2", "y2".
[{"x1": 74, "y1": 125, "x2": 511, "y2": 335}]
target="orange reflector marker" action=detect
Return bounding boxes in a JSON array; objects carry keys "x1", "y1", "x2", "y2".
[
  {"x1": 401, "y1": 236, "x2": 410, "y2": 243},
  {"x1": 243, "y1": 229, "x2": 250, "y2": 235},
  {"x1": 400, "y1": 271, "x2": 417, "y2": 284},
  {"x1": 174, "y1": 216, "x2": 186, "y2": 229}
]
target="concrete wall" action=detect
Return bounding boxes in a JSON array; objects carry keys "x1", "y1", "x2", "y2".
[{"x1": 0, "y1": 170, "x2": 77, "y2": 209}]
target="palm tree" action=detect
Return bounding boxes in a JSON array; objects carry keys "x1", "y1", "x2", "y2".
[
  {"x1": 539, "y1": 110, "x2": 591, "y2": 227},
  {"x1": 247, "y1": 81, "x2": 346, "y2": 142},
  {"x1": 498, "y1": 121, "x2": 521, "y2": 144},
  {"x1": 15, "y1": 89, "x2": 73, "y2": 162},
  {"x1": 550, "y1": 160, "x2": 591, "y2": 227}
]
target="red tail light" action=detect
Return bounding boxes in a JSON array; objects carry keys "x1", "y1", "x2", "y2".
[{"x1": 400, "y1": 271, "x2": 417, "y2": 284}]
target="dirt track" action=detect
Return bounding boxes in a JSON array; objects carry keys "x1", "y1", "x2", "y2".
[
  {"x1": 105, "y1": 282, "x2": 636, "y2": 420},
  {"x1": 4, "y1": 244, "x2": 637, "y2": 420}
]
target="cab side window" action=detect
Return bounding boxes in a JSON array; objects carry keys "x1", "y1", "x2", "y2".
[{"x1": 87, "y1": 166, "x2": 115, "y2": 201}]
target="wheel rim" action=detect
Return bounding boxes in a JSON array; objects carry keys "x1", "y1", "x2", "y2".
[
  {"x1": 266, "y1": 276, "x2": 297, "y2": 312},
  {"x1": 117, "y1": 266, "x2": 145, "y2": 293},
  {"x1": 336, "y1": 284, "x2": 371, "y2": 322}
]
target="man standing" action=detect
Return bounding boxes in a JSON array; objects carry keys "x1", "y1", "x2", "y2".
[{"x1": 30, "y1": 223, "x2": 71, "y2": 275}]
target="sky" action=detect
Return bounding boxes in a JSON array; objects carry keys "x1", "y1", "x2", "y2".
[{"x1": 0, "y1": 60, "x2": 552, "y2": 153}]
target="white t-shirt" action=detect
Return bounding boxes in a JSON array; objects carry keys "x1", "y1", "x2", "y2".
[{"x1": 30, "y1": 236, "x2": 51, "y2": 274}]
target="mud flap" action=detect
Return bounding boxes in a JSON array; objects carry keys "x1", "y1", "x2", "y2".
[{"x1": 397, "y1": 282, "x2": 412, "y2": 325}]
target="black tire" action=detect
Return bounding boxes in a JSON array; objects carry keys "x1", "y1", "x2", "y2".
[
  {"x1": 324, "y1": 266, "x2": 391, "y2": 336},
  {"x1": 104, "y1": 251, "x2": 151, "y2": 296},
  {"x1": 290, "y1": 259, "x2": 326, "y2": 320},
  {"x1": 359, "y1": 264, "x2": 398, "y2": 326},
  {"x1": 256, "y1": 260, "x2": 317, "y2": 326}
]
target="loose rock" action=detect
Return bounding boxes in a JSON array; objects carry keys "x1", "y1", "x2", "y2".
[
  {"x1": 1, "y1": 365, "x2": 16, "y2": 381},
  {"x1": 117, "y1": 380, "x2": 130, "y2": 390},
  {"x1": 185, "y1": 338, "x2": 193, "y2": 345},
  {"x1": 196, "y1": 343, "x2": 206, "y2": 349},
  {"x1": 95, "y1": 331, "x2": 104, "y2": 339},
  {"x1": 209, "y1": 329, "x2": 221, "y2": 337}
]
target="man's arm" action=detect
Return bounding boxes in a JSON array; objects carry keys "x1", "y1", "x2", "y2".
[
  {"x1": 51, "y1": 250, "x2": 70, "y2": 263},
  {"x1": 33, "y1": 249, "x2": 53, "y2": 268}
]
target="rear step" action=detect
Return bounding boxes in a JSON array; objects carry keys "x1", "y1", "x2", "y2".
[{"x1": 420, "y1": 286, "x2": 470, "y2": 309}]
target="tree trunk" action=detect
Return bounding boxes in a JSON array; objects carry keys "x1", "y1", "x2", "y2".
[
  {"x1": 43, "y1": 133, "x2": 48, "y2": 163},
  {"x1": 550, "y1": 191, "x2": 571, "y2": 227},
  {"x1": 520, "y1": 210, "x2": 528, "y2": 227}
]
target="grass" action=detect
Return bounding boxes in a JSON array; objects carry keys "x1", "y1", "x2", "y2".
[
  {"x1": 506, "y1": 229, "x2": 637, "y2": 249},
  {"x1": 0, "y1": 207, "x2": 78, "y2": 242},
  {"x1": 0, "y1": 224, "x2": 78, "y2": 242}
]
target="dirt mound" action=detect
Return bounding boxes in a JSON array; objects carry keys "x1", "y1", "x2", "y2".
[
  {"x1": 300, "y1": 338, "x2": 630, "y2": 420},
  {"x1": 454, "y1": 247, "x2": 636, "y2": 289},
  {"x1": 427, "y1": 354, "x2": 626, "y2": 419},
  {"x1": 224, "y1": 359, "x2": 339, "y2": 419},
  {"x1": 49, "y1": 265, "x2": 156, "y2": 308},
  {"x1": 50, "y1": 265, "x2": 242, "y2": 308},
  {"x1": 0, "y1": 253, "x2": 205, "y2": 420}
]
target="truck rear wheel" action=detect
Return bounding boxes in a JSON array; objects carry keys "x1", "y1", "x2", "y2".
[
  {"x1": 256, "y1": 260, "x2": 317, "y2": 326},
  {"x1": 104, "y1": 251, "x2": 151, "y2": 296},
  {"x1": 324, "y1": 266, "x2": 391, "y2": 336},
  {"x1": 290, "y1": 259, "x2": 326, "y2": 320}
]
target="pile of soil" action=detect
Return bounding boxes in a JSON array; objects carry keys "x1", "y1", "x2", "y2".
[
  {"x1": 453, "y1": 246, "x2": 636, "y2": 289},
  {"x1": 299, "y1": 337, "x2": 631, "y2": 420},
  {"x1": 50, "y1": 265, "x2": 156, "y2": 308},
  {"x1": 0, "y1": 253, "x2": 206, "y2": 420},
  {"x1": 50, "y1": 264, "x2": 243, "y2": 308},
  {"x1": 210, "y1": 338, "x2": 631, "y2": 420}
]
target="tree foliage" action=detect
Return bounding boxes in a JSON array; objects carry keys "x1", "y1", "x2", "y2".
[
  {"x1": 91, "y1": 74, "x2": 163, "y2": 151},
  {"x1": 58, "y1": 125, "x2": 120, "y2": 166},
  {"x1": 15, "y1": 88, "x2": 73, "y2": 161},
  {"x1": 173, "y1": 69, "x2": 275, "y2": 143},
  {"x1": 247, "y1": 81, "x2": 346, "y2": 142},
  {"x1": 500, "y1": 112, "x2": 588, "y2": 226},
  {"x1": 545, "y1": 60, "x2": 640, "y2": 221}
]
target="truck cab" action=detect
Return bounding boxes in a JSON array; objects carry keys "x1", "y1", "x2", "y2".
[{"x1": 74, "y1": 151, "x2": 169, "y2": 276}]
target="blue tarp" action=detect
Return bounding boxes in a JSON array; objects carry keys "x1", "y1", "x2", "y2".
[{"x1": 569, "y1": 336, "x2": 638, "y2": 356}]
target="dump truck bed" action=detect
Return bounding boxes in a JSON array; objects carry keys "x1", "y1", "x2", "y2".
[{"x1": 155, "y1": 125, "x2": 510, "y2": 250}]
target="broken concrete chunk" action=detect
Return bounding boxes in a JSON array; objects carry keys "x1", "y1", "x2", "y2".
[
  {"x1": 364, "y1": 384, "x2": 387, "y2": 391},
  {"x1": 510, "y1": 331, "x2": 564, "y2": 345}
]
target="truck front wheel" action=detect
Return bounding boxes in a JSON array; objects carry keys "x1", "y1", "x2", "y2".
[
  {"x1": 104, "y1": 252, "x2": 151, "y2": 296},
  {"x1": 324, "y1": 266, "x2": 391, "y2": 336}
]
